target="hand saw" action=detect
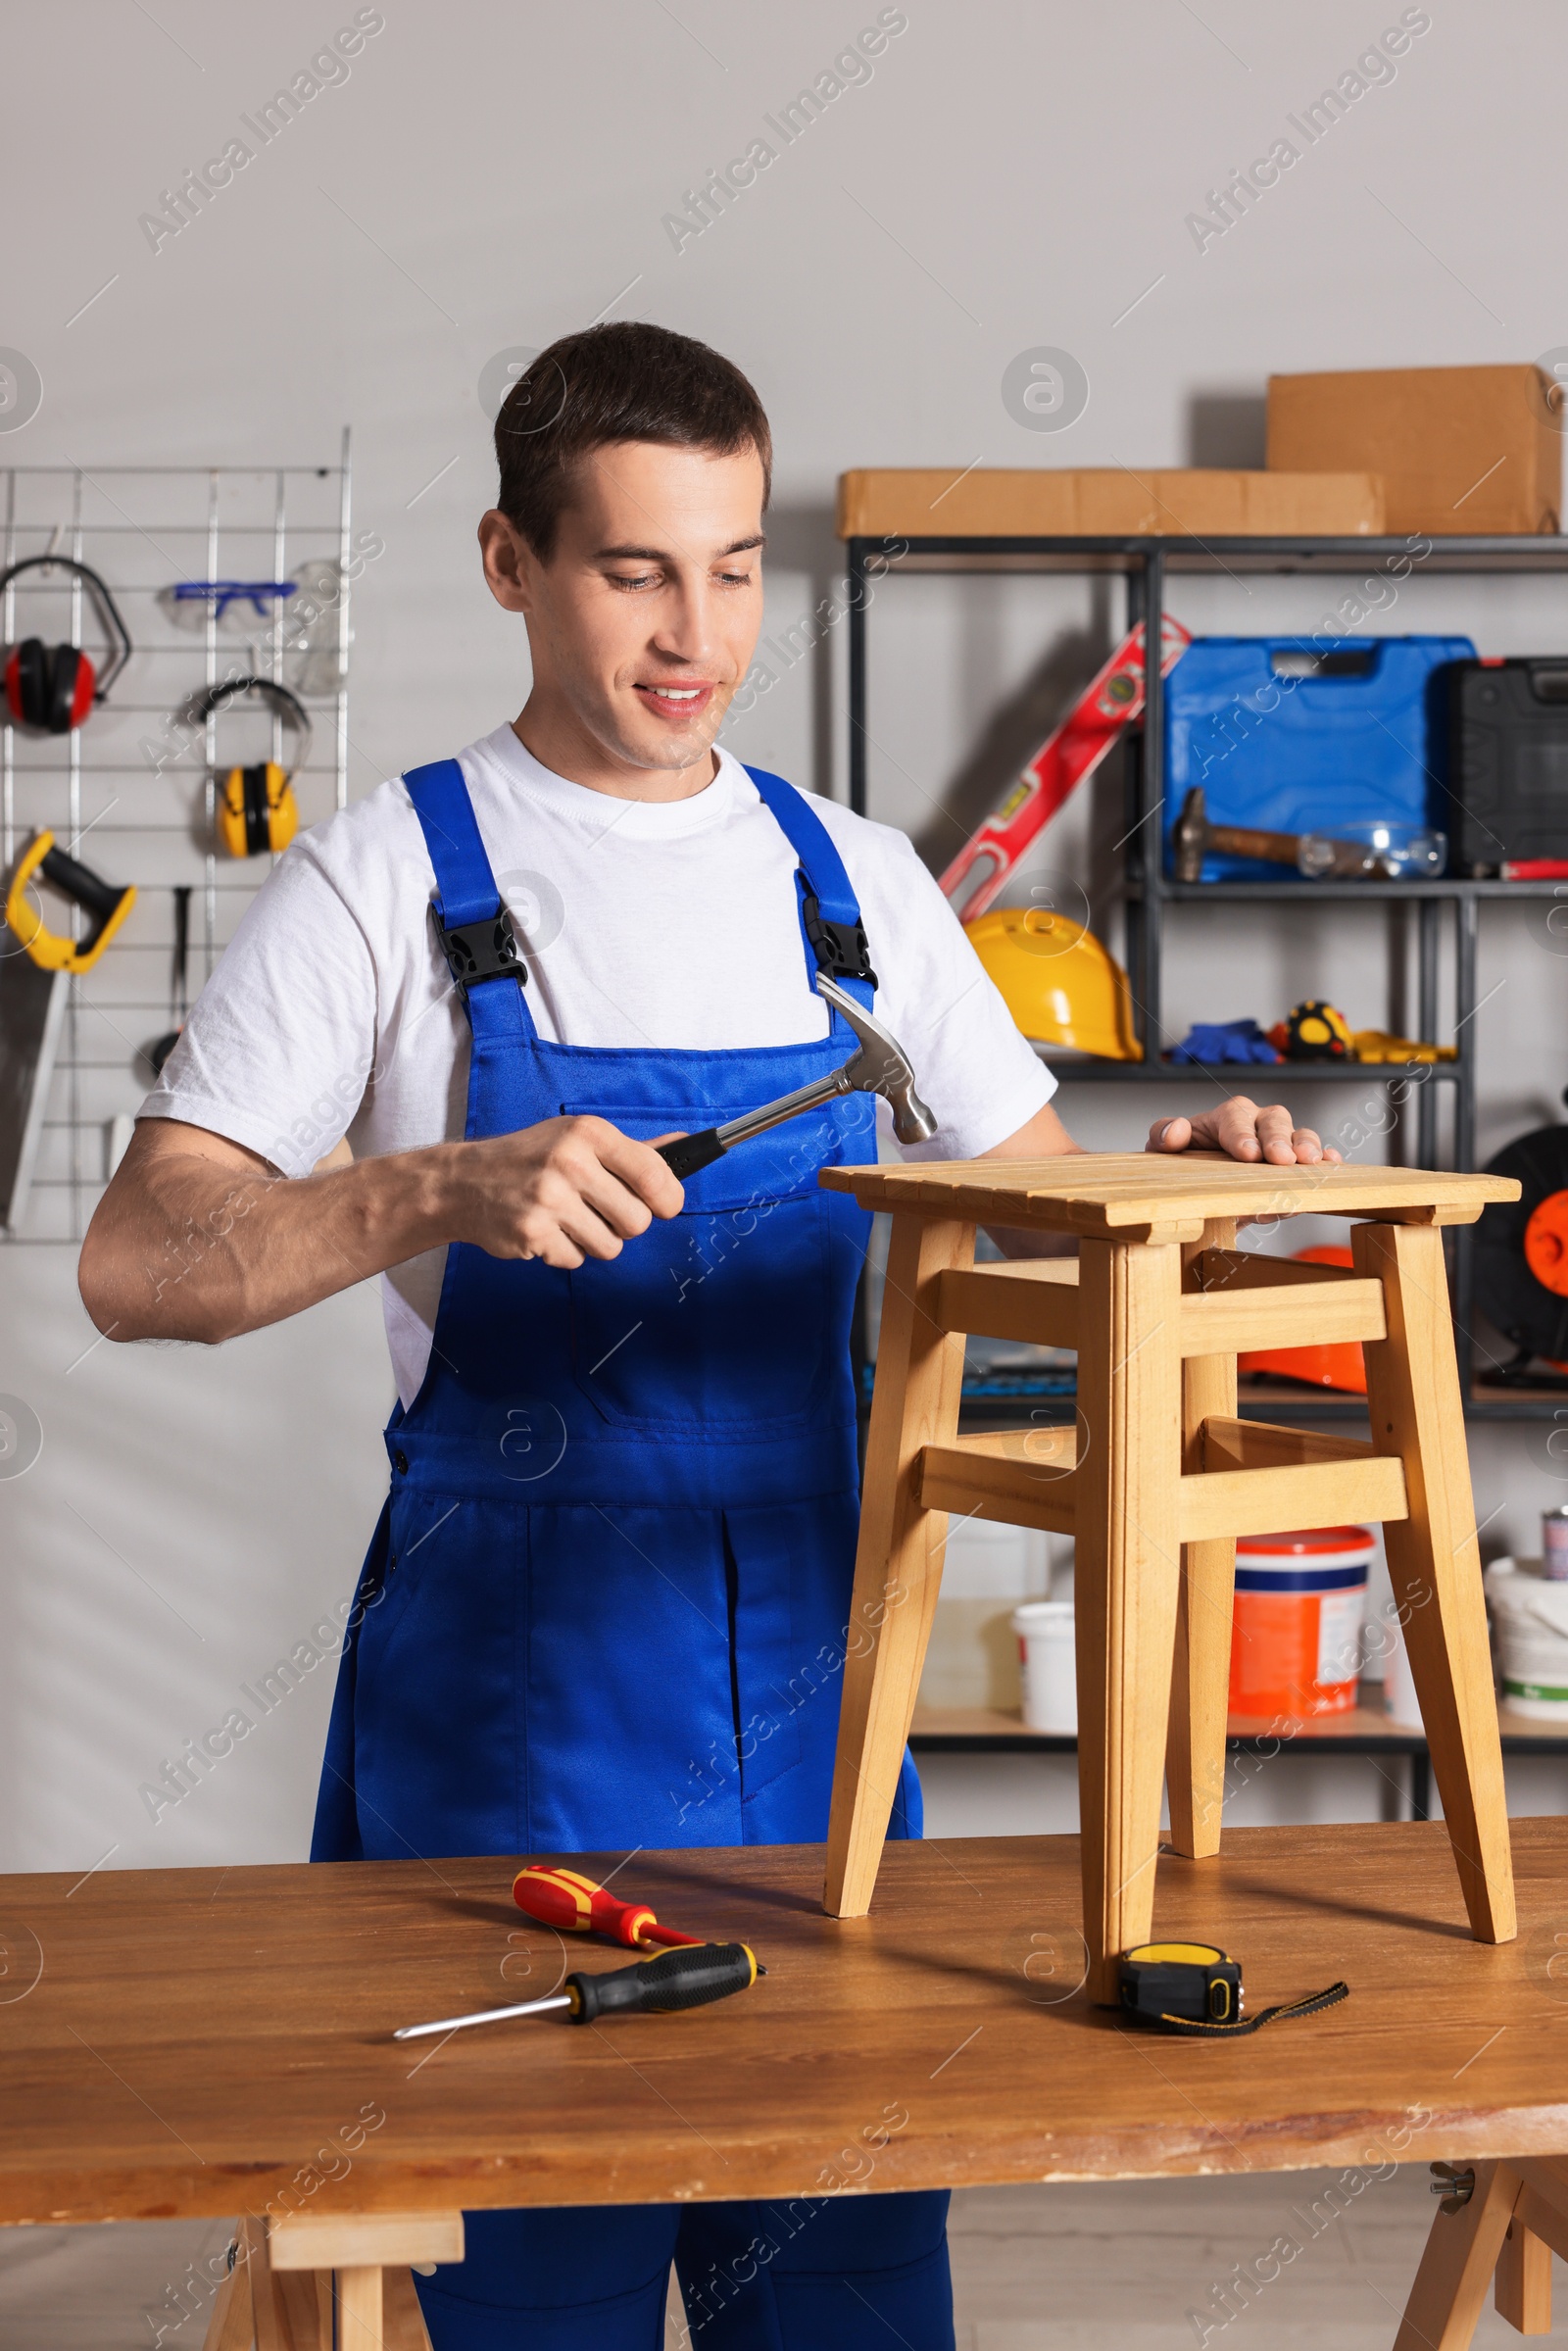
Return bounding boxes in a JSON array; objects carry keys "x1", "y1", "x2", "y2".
[
  {"x1": 939, "y1": 613, "x2": 1191, "y2": 921},
  {"x1": 0, "y1": 833, "x2": 136, "y2": 1232}
]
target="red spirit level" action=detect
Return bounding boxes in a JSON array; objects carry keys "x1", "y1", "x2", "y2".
[{"x1": 939, "y1": 614, "x2": 1190, "y2": 920}]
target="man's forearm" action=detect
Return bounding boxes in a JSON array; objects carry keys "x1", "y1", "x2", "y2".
[
  {"x1": 78, "y1": 1131, "x2": 456, "y2": 1345},
  {"x1": 79, "y1": 1111, "x2": 685, "y2": 1345}
]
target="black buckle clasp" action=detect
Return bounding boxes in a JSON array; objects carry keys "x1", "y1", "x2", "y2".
[
  {"x1": 803, "y1": 892, "x2": 877, "y2": 987},
  {"x1": 431, "y1": 902, "x2": 526, "y2": 995}
]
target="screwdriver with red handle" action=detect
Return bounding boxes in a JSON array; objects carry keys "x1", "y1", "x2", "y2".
[{"x1": 512, "y1": 1864, "x2": 707, "y2": 1950}]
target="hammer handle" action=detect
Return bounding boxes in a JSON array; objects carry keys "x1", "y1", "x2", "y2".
[
  {"x1": 657, "y1": 1063, "x2": 856, "y2": 1182},
  {"x1": 658, "y1": 1129, "x2": 727, "y2": 1180},
  {"x1": 1205, "y1": 822, "x2": 1302, "y2": 865}
]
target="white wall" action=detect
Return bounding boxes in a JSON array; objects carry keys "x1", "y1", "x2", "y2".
[
  {"x1": 0, "y1": 1252, "x2": 388, "y2": 1872},
  {"x1": 6, "y1": 0, "x2": 1568, "y2": 1875}
]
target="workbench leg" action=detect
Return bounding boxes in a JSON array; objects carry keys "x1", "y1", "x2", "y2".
[
  {"x1": 1165, "y1": 1220, "x2": 1237, "y2": 1860},
  {"x1": 1075, "y1": 1235, "x2": 1184, "y2": 2004},
  {"x1": 824, "y1": 1214, "x2": 970, "y2": 1918},
  {"x1": 1495, "y1": 2215, "x2": 1553, "y2": 2333},
  {"x1": 337, "y1": 2265, "x2": 384, "y2": 2351},
  {"x1": 201, "y1": 2249, "x2": 253, "y2": 2351},
  {"x1": 1394, "y1": 2163, "x2": 1520, "y2": 2351},
  {"x1": 1503, "y1": 2161, "x2": 1568, "y2": 2323},
  {"x1": 384, "y1": 2265, "x2": 437, "y2": 2351},
  {"x1": 1352, "y1": 1221, "x2": 1516, "y2": 1945},
  {"x1": 275, "y1": 2270, "x2": 329, "y2": 2351},
  {"x1": 241, "y1": 2217, "x2": 290, "y2": 2351}
]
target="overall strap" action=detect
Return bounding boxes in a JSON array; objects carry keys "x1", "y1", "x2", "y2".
[
  {"x1": 403, "y1": 757, "x2": 535, "y2": 1049},
  {"x1": 745, "y1": 766, "x2": 877, "y2": 1019}
]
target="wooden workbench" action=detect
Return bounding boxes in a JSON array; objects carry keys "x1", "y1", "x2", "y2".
[{"x1": 1, "y1": 1820, "x2": 1563, "y2": 2230}]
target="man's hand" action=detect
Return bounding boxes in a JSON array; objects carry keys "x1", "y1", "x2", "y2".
[
  {"x1": 1147, "y1": 1098, "x2": 1343, "y2": 1166},
  {"x1": 446, "y1": 1116, "x2": 683, "y2": 1266},
  {"x1": 956, "y1": 1092, "x2": 1339, "y2": 1263},
  {"x1": 77, "y1": 1113, "x2": 685, "y2": 1347}
]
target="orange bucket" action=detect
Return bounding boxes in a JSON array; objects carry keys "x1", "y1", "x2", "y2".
[{"x1": 1229, "y1": 1527, "x2": 1373, "y2": 1719}]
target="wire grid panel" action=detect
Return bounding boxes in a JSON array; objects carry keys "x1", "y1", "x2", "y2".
[{"x1": 0, "y1": 442, "x2": 352, "y2": 1243}]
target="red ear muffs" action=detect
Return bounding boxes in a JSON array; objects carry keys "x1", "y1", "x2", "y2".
[
  {"x1": 5, "y1": 641, "x2": 38, "y2": 726},
  {"x1": 0, "y1": 557, "x2": 127, "y2": 733},
  {"x1": 59, "y1": 644, "x2": 94, "y2": 730},
  {"x1": 6, "y1": 639, "x2": 95, "y2": 733}
]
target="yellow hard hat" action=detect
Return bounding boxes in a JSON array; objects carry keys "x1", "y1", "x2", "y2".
[{"x1": 965, "y1": 906, "x2": 1144, "y2": 1061}]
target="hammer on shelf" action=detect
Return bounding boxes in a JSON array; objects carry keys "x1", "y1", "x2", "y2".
[
  {"x1": 1172, "y1": 786, "x2": 1380, "y2": 883},
  {"x1": 657, "y1": 971, "x2": 937, "y2": 1180}
]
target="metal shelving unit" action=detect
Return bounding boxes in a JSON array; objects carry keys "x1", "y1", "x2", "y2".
[
  {"x1": 1037, "y1": 1054, "x2": 1458, "y2": 1080},
  {"x1": 847, "y1": 530, "x2": 1568, "y2": 1422},
  {"x1": 907, "y1": 1696, "x2": 1568, "y2": 1822}
]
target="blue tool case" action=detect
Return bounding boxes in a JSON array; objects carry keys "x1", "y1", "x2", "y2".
[{"x1": 1163, "y1": 635, "x2": 1476, "y2": 879}]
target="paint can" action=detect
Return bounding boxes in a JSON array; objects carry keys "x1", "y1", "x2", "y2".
[{"x1": 1229, "y1": 1527, "x2": 1373, "y2": 1719}]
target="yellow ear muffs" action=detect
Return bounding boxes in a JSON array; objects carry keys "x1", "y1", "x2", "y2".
[
  {"x1": 218, "y1": 760, "x2": 298, "y2": 857},
  {"x1": 188, "y1": 675, "x2": 311, "y2": 857}
]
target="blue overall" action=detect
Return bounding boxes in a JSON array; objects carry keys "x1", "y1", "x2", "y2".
[{"x1": 312, "y1": 757, "x2": 954, "y2": 2350}]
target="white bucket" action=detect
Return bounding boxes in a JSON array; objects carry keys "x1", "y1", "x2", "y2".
[
  {"x1": 1013, "y1": 1600, "x2": 1076, "y2": 1733},
  {"x1": 1487, "y1": 1556, "x2": 1568, "y2": 1718},
  {"x1": 1378, "y1": 1598, "x2": 1425, "y2": 1730}
]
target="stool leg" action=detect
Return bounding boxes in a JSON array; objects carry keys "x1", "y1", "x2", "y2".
[
  {"x1": 1075, "y1": 1235, "x2": 1184, "y2": 2003},
  {"x1": 1166, "y1": 1220, "x2": 1238, "y2": 1860},
  {"x1": 824, "y1": 1214, "x2": 970, "y2": 1919},
  {"x1": 1352, "y1": 1220, "x2": 1516, "y2": 1944}
]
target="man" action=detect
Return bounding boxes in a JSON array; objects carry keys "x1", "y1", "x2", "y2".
[{"x1": 79, "y1": 322, "x2": 1335, "y2": 2350}]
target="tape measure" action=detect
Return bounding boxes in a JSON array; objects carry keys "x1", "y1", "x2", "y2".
[{"x1": 1118, "y1": 1942, "x2": 1348, "y2": 2037}]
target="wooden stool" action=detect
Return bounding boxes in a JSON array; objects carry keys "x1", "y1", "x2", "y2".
[
  {"x1": 819, "y1": 1153, "x2": 1519, "y2": 2003},
  {"x1": 1396, "y1": 2157, "x2": 1568, "y2": 2346},
  {"x1": 201, "y1": 2210, "x2": 463, "y2": 2351}
]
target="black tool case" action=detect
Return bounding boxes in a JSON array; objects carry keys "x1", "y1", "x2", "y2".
[{"x1": 1446, "y1": 658, "x2": 1568, "y2": 872}]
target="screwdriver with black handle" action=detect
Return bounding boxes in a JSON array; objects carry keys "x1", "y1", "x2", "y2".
[{"x1": 393, "y1": 1941, "x2": 760, "y2": 2039}]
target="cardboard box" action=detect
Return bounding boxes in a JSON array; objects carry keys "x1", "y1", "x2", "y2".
[
  {"x1": 836, "y1": 466, "x2": 1385, "y2": 539},
  {"x1": 1267, "y1": 365, "x2": 1562, "y2": 535}
]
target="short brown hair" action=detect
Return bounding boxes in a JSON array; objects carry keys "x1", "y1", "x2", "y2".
[{"x1": 493, "y1": 321, "x2": 772, "y2": 560}]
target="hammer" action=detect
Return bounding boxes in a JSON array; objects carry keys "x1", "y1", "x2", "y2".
[
  {"x1": 1172, "y1": 787, "x2": 1376, "y2": 883},
  {"x1": 657, "y1": 971, "x2": 937, "y2": 1180}
]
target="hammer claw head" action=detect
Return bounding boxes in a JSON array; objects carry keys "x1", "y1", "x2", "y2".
[{"x1": 814, "y1": 971, "x2": 937, "y2": 1145}]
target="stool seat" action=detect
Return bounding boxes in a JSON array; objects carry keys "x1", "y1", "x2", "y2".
[{"x1": 819, "y1": 1151, "x2": 1521, "y2": 2002}]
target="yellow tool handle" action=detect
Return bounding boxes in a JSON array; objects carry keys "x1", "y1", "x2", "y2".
[{"x1": 5, "y1": 832, "x2": 136, "y2": 973}]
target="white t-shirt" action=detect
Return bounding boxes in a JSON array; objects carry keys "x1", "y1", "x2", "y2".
[{"x1": 141, "y1": 724, "x2": 1055, "y2": 1404}]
